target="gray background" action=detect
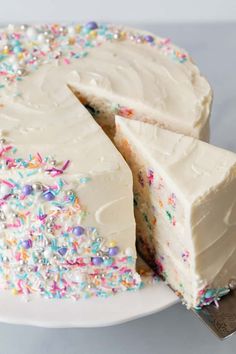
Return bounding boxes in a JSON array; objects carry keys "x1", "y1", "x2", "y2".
[
  {"x1": 0, "y1": 23, "x2": 235, "y2": 354},
  {"x1": 1, "y1": 0, "x2": 236, "y2": 23}
]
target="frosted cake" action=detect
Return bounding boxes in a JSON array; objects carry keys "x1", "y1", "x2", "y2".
[{"x1": 0, "y1": 21, "x2": 214, "y2": 301}]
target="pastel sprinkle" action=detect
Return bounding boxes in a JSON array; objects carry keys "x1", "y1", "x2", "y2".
[
  {"x1": 85, "y1": 21, "x2": 98, "y2": 31},
  {"x1": 22, "y1": 184, "x2": 33, "y2": 196},
  {"x1": 108, "y1": 246, "x2": 119, "y2": 256},
  {"x1": 43, "y1": 191, "x2": 55, "y2": 201},
  {"x1": 58, "y1": 247, "x2": 67, "y2": 256},
  {"x1": 22, "y1": 239, "x2": 32, "y2": 249},
  {"x1": 73, "y1": 226, "x2": 85, "y2": 236},
  {"x1": 92, "y1": 257, "x2": 103, "y2": 266},
  {"x1": 144, "y1": 35, "x2": 154, "y2": 43}
]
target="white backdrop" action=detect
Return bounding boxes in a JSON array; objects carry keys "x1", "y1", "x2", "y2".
[{"x1": 0, "y1": 0, "x2": 235, "y2": 23}]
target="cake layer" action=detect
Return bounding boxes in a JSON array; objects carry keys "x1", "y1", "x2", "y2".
[{"x1": 115, "y1": 116, "x2": 236, "y2": 308}]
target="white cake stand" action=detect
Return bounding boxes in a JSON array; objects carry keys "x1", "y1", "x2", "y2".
[{"x1": 0, "y1": 276, "x2": 178, "y2": 328}]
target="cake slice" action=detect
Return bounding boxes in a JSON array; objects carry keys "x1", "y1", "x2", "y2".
[
  {"x1": 0, "y1": 83, "x2": 141, "y2": 299},
  {"x1": 115, "y1": 116, "x2": 236, "y2": 308}
]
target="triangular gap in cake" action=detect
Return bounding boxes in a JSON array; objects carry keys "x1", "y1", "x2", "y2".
[
  {"x1": 114, "y1": 115, "x2": 236, "y2": 308},
  {"x1": 67, "y1": 84, "x2": 210, "y2": 142}
]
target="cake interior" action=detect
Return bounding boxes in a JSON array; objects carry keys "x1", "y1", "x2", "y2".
[
  {"x1": 69, "y1": 86, "x2": 168, "y2": 140},
  {"x1": 113, "y1": 128, "x2": 196, "y2": 306}
]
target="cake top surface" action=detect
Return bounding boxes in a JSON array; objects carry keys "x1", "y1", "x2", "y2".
[
  {"x1": 115, "y1": 116, "x2": 236, "y2": 204},
  {"x1": 0, "y1": 22, "x2": 211, "y2": 136},
  {"x1": 0, "y1": 80, "x2": 129, "y2": 178}
]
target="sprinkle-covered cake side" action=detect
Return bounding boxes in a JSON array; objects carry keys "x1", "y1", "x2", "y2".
[
  {"x1": 0, "y1": 144, "x2": 140, "y2": 299},
  {"x1": 114, "y1": 116, "x2": 236, "y2": 308},
  {"x1": 0, "y1": 77, "x2": 141, "y2": 299}
]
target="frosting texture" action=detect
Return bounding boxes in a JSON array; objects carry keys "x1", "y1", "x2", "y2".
[{"x1": 0, "y1": 22, "x2": 212, "y2": 140}]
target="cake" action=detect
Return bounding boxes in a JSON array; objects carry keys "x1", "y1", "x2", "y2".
[
  {"x1": 0, "y1": 21, "x2": 213, "y2": 301},
  {"x1": 115, "y1": 116, "x2": 236, "y2": 308}
]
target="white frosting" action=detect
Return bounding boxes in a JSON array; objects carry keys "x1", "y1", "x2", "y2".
[
  {"x1": 0, "y1": 25, "x2": 212, "y2": 140},
  {"x1": 115, "y1": 116, "x2": 236, "y2": 307},
  {"x1": 67, "y1": 39, "x2": 212, "y2": 139},
  {"x1": 0, "y1": 83, "x2": 137, "y2": 252}
]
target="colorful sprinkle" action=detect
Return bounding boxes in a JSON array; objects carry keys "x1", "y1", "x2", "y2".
[
  {"x1": 22, "y1": 239, "x2": 32, "y2": 249},
  {"x1": 85, "y1": 21, "x2": 98, "y2": 31},
  {"x1": 92, "y1": 257, "x2": 103, "y2": 266},
  {"x1": 22, "y1": 184, "x2": 33, "y2": 196},
  {"x1": 144, "y1": 35, "x2": 154, "y2": 43},
  {"x1": 108, "y1": 246, "x2": 119, "y2": 257},
  {"x1": 43, "y1": 191, "x2": 55, "y2": 201},
  {"x1": 58, "y1": 247, "x2": 68, "y2": 256},
  {"x1": 73, "y1": 226, "x2": 85, "y2": 236},
  {"x1": 196, "y1": 287, "x2": 230, "y2": 309}
]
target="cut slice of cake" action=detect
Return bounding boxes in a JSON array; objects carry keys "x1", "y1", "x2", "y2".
[
  {"x1": 0, "y1": 82, "x2": 141, "y2": 299},
  {"x1": 115, "y1": 116, "x2": 236, "y2": 308}
]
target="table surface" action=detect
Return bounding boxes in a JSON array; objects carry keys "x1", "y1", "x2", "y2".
[{"x1": 0, "y1": 22, "x2": 236, "y2": 354}]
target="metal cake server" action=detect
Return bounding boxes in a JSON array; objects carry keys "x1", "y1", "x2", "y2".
[{"x1": 192, "y1": 288, "x2": 236, "y2": 339}]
